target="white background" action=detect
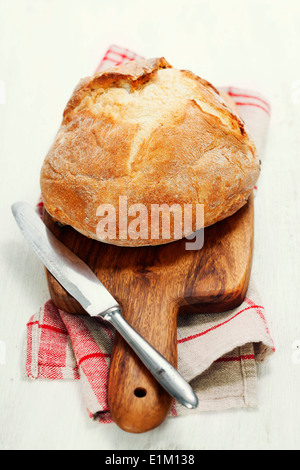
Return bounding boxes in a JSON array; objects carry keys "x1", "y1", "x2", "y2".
[{"x1": 0, "y1": 0, "x2": 300, "y2": 450}]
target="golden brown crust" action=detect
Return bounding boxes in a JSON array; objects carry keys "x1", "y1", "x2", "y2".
[
  {"x1": 40, "y1": 57, "x2": 260, "y2": 246},
  {"x1": 63, "y1": 57, "x2": 172, "y2": 123}
]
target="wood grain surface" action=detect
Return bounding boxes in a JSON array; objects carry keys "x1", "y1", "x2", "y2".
[{"x1": 43, "y1": 193, "x2": 254, "y2": 433}]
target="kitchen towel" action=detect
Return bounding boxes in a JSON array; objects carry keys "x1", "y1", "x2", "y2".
[{"x1": 27, "y1": 45, "x2": 275, "y2": 423}]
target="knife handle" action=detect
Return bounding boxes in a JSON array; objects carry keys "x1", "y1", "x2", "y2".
[{"x1": 106, "y1": 305, "x2": 197, "y2": 433}]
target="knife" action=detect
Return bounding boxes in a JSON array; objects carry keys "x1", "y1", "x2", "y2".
[{"x1": 11, "y1": 201, "x2": 198, "y2": 410}]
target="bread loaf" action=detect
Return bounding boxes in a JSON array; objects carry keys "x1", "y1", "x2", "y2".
[{"x1": 40, "y1": 57, "x2": 260, "y2": 246}]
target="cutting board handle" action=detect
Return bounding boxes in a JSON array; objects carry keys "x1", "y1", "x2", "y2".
[{"x1": 108, "y1": 297, "x2": 178, "y2": 433}]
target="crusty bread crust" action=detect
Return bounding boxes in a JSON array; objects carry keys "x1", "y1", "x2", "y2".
[{"x1": 40, "y1": 57, "x2": 260, "y2": 246}]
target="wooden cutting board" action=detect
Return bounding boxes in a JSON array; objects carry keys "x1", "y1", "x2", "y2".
[{"x1": 43, "y1": 192, "x2": 254, "y2": 433}]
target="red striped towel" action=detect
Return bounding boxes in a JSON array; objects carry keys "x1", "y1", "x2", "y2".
[{"x1": 28, "y1": 45, "x2": 275, "y2": 423}]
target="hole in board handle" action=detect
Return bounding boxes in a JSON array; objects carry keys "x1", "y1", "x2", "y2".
[{"x1": 134, "y1": 387, "x2": 147, "y2": 398}]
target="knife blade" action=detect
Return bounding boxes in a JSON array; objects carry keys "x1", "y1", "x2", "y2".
[{"x1": 12, "y1": 201, "x2": 198, "y2": 410}]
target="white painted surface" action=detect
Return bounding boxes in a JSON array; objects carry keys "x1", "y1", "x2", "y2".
[{"x1": 0, "y1": 0, "x2": 299, "y2": 450}]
